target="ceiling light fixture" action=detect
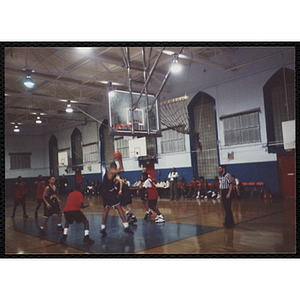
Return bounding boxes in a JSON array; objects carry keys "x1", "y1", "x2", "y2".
[
  {"x1": 75, "y1": 47, "x2": 92, "y2": 53},
  {"x1": 24, "y1": 73, "x2": 35, "y2": 88},
  {"x1": 14, "y1": 125, "x2": 20, "y2": 133},
  {"x1": 66, "y1": 101, "x2": 73, "y2": 113},
  {"x1": 171, "y1": 57, "x2": 182, "y2": 74},
  {"x1": 35, "y1": 115, "x2": 42, "y2": 124}
]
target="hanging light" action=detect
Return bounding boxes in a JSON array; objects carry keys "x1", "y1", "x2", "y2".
[
  {"x1": 24, "y1": 74, "x2": 35, "y2": 88},
  {"x1": 66, "y1": 101, "x2": 73, "y2": 113},
  {"x1": 35, "y1": 115, "x2": 42, "y2": 124},
  {"x1": 14, "y1": 125, "x2": 20, "y2": 132},
  {"x1": 171, "y1": 57, "x2": 182, "y2": 73}
]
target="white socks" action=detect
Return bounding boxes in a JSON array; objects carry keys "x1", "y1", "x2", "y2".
[
  {"x1": 123, "y1": 222, "x2": 129, "y2": 228},
  {"x1": 63, "y1": 228, "x2": 88, "y2": 236}
]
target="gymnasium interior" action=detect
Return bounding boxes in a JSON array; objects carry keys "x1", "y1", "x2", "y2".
[{"x1": 3, "y1": 44, "x2": 296, "y2": 257}]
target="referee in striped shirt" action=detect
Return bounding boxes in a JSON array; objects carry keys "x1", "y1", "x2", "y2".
[{"x1": 218, "y1": 165, "x2": 235, "y2": 228}]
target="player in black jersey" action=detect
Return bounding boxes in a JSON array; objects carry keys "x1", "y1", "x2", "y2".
[
  {"x1": 138, "y1": 167, "x2": 152, "y2": 219},
  {"x1": 116, "y1": 174, "x2": 137, "y2": 224},
  {"x1": 100, "y1": 155, "x2": 134, "y2": 236},
  {"x1": 39, "y1": 177, "x2": 63, "y2": 236}
]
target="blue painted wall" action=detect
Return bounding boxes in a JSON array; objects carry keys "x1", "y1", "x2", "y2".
[
  {"x1": 5, "y1": 161, "x2": 280, "y2": 198},
  {"x1": 226, "y1": 161, "x2": 280, "y2": 195}
]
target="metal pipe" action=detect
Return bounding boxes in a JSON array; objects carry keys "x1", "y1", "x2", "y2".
[
  {"x1": 120, "y1": 47, "x2": 128, "y2": 68},
  {"x1": 142, "y1": 47, "x2": 150, "y2": 134},
  {"x1": 126, "y1": 48, "x2": 134, "y2": 135},
  {"x1": 75, "y1": 106, "x2": 103, "y2": 124},
  {"x1": 132, "y1": 47, "x2": 165, "y2": 111},
  {"x1": 149, "y1": 47, "x2": 184, "y2": 112}
]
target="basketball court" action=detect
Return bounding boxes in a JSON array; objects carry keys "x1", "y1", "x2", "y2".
[
  {"x1": 4, "y1": 47, "x2": 296, "y2": 256},
  {"x1": 5, "y1": 193, "x2": 295, "y2": 256}
]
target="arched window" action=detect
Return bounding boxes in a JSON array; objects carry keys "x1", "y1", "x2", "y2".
[
  {"x1": 188, "y1": 92, "x2": 219, "y2": 179},
  {"x1": 99, "y1": 120, "x2": 114, "y2": 171},
  {"x1": 71, "y1": 128, "x2": 83, "y2": 170},
  {"x1": 263, "y1": 68, "x2": 295, "y2": 152},
  {"x1": 49, "y1": 134, "x2": 58, "y2": 177}
]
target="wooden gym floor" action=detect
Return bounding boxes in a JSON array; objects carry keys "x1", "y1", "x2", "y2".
[{"x1": 4, "y1": 193, "x2": 296, "y2": 256}]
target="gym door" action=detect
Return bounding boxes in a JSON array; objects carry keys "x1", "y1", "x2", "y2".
[
  {"x1": 277, "y1": 152, "x2": 295, "y2": 198},
  {"x1": 144, "y1": 164, "x2": 155, "y2": 180}
]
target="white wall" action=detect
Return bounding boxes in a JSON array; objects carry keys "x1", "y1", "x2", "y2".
[
  {"x1": 52, "y1": 121, "x2": 101, "y2": 177},
  {"x1": 5, "y1": 133, "x2": 48, "y2": 179},
  {"x1": 5, "y1": 48, "x2": 295, "y2": 181},
  {"x1": 156, "y1": 134, "x2": 191, "y2": 169}
]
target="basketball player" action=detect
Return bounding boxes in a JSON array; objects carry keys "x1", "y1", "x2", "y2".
[
  {"x1": 11, "y1": 176, "x2": 28, "y2": 218},
  {"x1": 60, "y1": 183, "x2": 94, "y2": 244},
  {"x1": 143, "y1": 175, "x2": 165, "y2": 223},
  {"x1": 116, "y1": 174, "x2": 137, "y2": 224},
  {"x1": 138, "y1": 167, "x2": 152, "y2": 219},
  {"x1": 34, "y1": 175, "x2": 46, "y2": 219},
  {"x1": 39, "y1": 176, "x2": 63, "y2": 236},
  {"x1": 100, "y1": 154, "x2": 134, "y2": 236}
]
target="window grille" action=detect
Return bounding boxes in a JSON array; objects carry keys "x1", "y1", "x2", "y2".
[
  {"x1": 193, "y1": 98, "x2": 218, "y2": 179},
  {"x1": 10, "y1": 153, "x2": 31, "y2": 169},
  {"x1": 223, "y1": 111, "x2": 261, "y2": 146},
  {"x1": 161, "y1": 130, "x2": 186, "y2": 153},
  {"x1": 71, "y1": 128, "x2": 83, "y2": 167},
  {"x1": 114, "y1": 137, "x2": 129, "y2": 158}
]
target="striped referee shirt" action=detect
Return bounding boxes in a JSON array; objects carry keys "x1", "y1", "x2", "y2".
[{"x1": 219, "y1": 172, "x2": 233, "y2": 190}]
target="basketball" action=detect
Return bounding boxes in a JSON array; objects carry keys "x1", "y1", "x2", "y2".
[{"x1": 113, "y1": 151, "x2": 122, "y2": 159}]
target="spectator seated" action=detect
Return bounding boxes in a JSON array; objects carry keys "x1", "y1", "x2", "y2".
[
  {"x1": 196, "y1": 176, "x2": 208, "y2": 199},
  {"x1": 177, "y1": 176, "x2": 187, "y2": 197},
  {"x1": 186, "y1": 176, "x2": 198, "y2": 198}
]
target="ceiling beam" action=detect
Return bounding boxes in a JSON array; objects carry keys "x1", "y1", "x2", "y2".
[
  {"x1": 152, "y1": 47, "x2": 230, "y2": 69},
  {"x1": 5, "y1": 91, "x2": 107, "y2": 107}
]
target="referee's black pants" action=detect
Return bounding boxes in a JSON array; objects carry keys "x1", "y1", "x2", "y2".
[
  {"x1": 221, "y1": 189, "x2": 234, "y2": 227},
  {"x1": 170, "y1": 181, "x2": 178, "y2": 200}
]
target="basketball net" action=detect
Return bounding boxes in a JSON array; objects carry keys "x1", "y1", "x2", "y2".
[{"x1": 160, "y1": 95, "x2": 202, "y2": 150}]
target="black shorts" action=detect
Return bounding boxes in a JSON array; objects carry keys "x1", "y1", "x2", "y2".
[
  {"x1": 140, "y1": 188, "x2": 148, "y2": 201},
  {"x1": 103, "y1": 191, "x2": 120, "y2": 208},
  {"x1": 43, "y1": 201, "x2": 62, "y2": 218},
  {"x1": 119, "y1": 190, "x2": 132, "y2": 207},
  {"x1": 14, "y1": 196, "x2": 26, "y2": 206},
  {"x1": 64, "y1": 210, "x2": 86, "y2": 224}
]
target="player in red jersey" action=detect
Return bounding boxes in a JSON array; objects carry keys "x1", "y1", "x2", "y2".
[
  {"x1": 11, "y1": 176, "x2": 28, "y2": 218},
  {"x1": 143, "y1": 175, "x2": 165, "y2": 223},
  {"x1": 60, "y1": 183, "x2": 94, "y2": 244}
]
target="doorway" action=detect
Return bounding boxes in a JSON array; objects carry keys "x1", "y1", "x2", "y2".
[{"x1": 277, "y1": 152, "x2": 295, "y2": 198}]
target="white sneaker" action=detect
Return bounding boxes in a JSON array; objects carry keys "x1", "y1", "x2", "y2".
[
  {"x1": 196, "y1": 195, "x2": 200, "y2": 199},
  {"x1": 155, "y1": 215, "x2": 165, "y2": 223},
  {"x1": 155, "y1": 218, "x2": 165, "y2": 223},
  {"x1": 212, "y1": 192, "x2": 216, "y2": 197},
  {"x1": 204, "y1": 195, "x2": 208, "y2": 199}
]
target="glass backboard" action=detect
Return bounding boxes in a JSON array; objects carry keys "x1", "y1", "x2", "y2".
[{"x1": 108, "y1": 89, "x2": 161, "y2": 137}]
